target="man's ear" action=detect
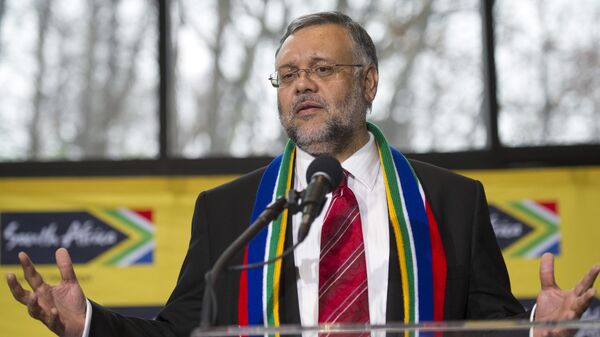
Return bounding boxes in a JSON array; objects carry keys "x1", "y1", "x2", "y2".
[{"x1": 363, "y1": 64, "x2": 379, "y2": 104}]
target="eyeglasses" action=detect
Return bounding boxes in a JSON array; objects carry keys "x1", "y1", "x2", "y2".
[{"x1": 268, "y1": 64, "x2": 363, "y2": 88}]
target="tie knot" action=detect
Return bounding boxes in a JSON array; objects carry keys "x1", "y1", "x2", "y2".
[
  {"x1": 333, "y1": 170, "x2": 350, "y2": 196},
  {"x1": 341, "y1": 169, "x2": 350, "y2": 186}
]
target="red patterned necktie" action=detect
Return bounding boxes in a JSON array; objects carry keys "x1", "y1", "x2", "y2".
[{"x1": 318, "y1": 170, "x2": 370, "y2": 325}]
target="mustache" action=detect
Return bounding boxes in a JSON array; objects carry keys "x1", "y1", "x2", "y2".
[{"x1": 291, "y1": 94, "x2": 328, "y2": 114}]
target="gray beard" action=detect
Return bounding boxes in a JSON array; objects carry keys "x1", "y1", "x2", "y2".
[
  {"x1": 287, "y1": 117, "x2": 355, "y2": 156},
  {"x1": 278, "y1": 86, "x2": 367, "y2": 157}
]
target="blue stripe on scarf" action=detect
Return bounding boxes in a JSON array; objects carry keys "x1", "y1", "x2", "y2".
[
  {"x1": 246, "y1": 154, "x2": 283, "y2": 326},
  {"x1": 391, "y1": 148, "x2": 434, "y2": 321}
]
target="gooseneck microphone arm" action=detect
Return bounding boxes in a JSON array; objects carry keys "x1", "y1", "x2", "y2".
[{"x1": 200, "y1": 197, "x2": 287, "y2": 328}]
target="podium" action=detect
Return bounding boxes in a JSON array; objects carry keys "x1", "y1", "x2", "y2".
[{"x1": 191, "y1": 320, "x2": 600, "y2": 337}]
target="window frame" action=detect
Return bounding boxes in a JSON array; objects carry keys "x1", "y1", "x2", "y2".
[{"x1": 1, "y1": 0, "x2": 599, "y2": 178}]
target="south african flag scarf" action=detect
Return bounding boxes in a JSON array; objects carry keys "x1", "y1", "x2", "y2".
[{"x1": 237, "y1": 122, "x2": 447, "y2": 331}]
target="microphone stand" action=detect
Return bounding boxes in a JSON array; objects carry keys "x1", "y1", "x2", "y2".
[{"x1": 200, "y1": 194, "x2": 305, "y2": 329}]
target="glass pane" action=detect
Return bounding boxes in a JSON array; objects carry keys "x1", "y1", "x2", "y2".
[
  {"x1": 191, "y1": 320, "x2": 600, "y2": 337},
  {"x1": 0, "y1": 0, "x2": 158, "y2": 161},
  {"x1": 173, "y1": 0, "x2": 484, "y2": 157},
  {"x1": 495, "y1": 0, "x2": 600, "y2": 146}
]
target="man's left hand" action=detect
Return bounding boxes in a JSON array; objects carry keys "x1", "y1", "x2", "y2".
[{"x1": 534, "y1": 252, "x2": 600, "y2": 336}]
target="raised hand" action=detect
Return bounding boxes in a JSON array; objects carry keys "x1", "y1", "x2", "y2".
[
  {"x1": 6, "y1": 248, "x2": 86, "y2": 337},
  {"x1": 534, "y1": 252, "x2": 600, "y2": 336}
]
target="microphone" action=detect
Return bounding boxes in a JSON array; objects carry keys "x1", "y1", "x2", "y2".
[{"x1": 297, "y1": 156, "x2": 343, "y2": 242}]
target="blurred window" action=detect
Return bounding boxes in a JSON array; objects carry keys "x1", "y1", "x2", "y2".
[
  {"x1": 495, "y1": 0, "x2": 600, "y2": 146},
  {"x1": 171, "y1": 0, "x2": 485, "y2": 157},
  {"x1": 0, "y1": 0, "x2": 158, "y2": 161},
  {"x1": 3, "y1": 0, "x2": 597, "y2": 163}
]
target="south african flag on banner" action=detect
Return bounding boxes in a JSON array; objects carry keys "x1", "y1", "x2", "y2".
[
  {"x1": 91, "y1": 208, "x2": 156, "y2": 266},
  {"x1": 489, "y1": 200, "x2": 560, "y2": 258}
]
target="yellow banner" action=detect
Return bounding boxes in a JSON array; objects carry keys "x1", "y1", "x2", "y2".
[
  {"x1": 1, "y1": 166, "x2": 599, "y2": 336},
  {"x1": 464, "y1": 166, "x2": 600, "y2": 298},
  {"x1": 0, "y1": 175, "x2": 235, "y2": 337}
]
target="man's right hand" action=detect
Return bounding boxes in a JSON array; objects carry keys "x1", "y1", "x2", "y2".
[{"x1": 6, "y1": 248, "x2": 86, "y2": 337}]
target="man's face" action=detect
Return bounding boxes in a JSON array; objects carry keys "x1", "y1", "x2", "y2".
[{"x1": 275, "y1": 24, "x2": 371, "y2": 157}]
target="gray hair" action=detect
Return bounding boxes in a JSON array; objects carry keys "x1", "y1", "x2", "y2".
[{"x1": 276, "y1": 11, "x2": 378, "y2": 70}]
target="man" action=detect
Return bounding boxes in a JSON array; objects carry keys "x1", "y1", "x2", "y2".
[{"x1": 6, "y1": 11, "x2": 599, "y2": 337}]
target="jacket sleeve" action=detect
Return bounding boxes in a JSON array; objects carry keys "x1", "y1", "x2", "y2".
[{"x1": 466, "y1": 180, "x2": 528, "y2": 319}]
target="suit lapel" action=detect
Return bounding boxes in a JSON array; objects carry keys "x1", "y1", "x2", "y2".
[{"x1": 279, "y1": 212, "x2": 301, "y2": 324}]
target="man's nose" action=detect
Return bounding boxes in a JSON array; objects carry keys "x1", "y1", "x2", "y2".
[{"x1": 294, "y1": 70, "x2": 318, "y2": 93}]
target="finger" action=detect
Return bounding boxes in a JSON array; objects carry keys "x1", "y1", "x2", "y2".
[
  {"x1": 27, "y1": 293, "x2": 43, "y2": 320},
  {"x1": 573, "y1": 287, "x2": 597, "y2": 317},
  {"x1": 18, "y1": 252, "x2": 46, "y2": 290},
  {"x1": 6, "y1": 273, "x2": 31, "y2": 305},
  {"x1": 574, "y1": 263, "x2": 600, "y2": 296},
  {"x1": 55, "y1": 248, "x2": 77, "y2": 283},
  {"x1": 539, "y1": 253, "x2": 557, "y2": 289}
]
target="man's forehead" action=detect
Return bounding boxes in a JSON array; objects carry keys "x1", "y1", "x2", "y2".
[
  {"x1": 275, "y1": 24, "x2": 353, "y2": 67},
  {"x1": 277, "y1": 56, "x2": 334, "y2": 70}
]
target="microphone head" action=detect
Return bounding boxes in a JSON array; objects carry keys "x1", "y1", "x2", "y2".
[{"x1": 306, "y1": 156, "x2": 343, "y2": 192}]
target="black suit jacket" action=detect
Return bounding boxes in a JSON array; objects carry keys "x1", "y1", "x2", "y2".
[{"x1": 89, "y1": 160, "x2": 526, "y2": 337}]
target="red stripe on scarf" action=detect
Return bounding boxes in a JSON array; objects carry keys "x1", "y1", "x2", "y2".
[
  {"x1": 426, "y1": 201, "x2": 447, "y2": 321},
  {"x1": 238, "y1": 245, "x2": 249, "y2": 329}
]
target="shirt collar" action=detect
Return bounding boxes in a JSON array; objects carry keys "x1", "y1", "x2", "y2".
[{"x1": 295, "y1": 132, "x2": 380, "y2": 191}]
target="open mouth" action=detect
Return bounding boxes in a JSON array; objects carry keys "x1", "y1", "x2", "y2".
[{"x1": 294, "y1": 101, "x2": 323, "y2": 114}]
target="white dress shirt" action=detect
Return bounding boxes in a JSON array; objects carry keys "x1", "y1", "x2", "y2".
[{"x1": 292, "y1": 132, "x2": 391, "y2": 326}]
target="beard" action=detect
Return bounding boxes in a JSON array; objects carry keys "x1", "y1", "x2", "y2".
[{"x1": 278, "y1": 84, "x2": 368, "y2": 157}]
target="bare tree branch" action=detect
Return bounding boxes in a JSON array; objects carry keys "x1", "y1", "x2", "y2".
[
  {"x1": 76, "y1": 0, "x2": 101, "y2": 157},
  {"x1": 380, "y1": 0, "x2": 434, "y2": 148},
  {"x1": 0, "y1": 0, "x2": 6, "y2": 56},
  {"x1": 29, "y1": 0, "x2": 53, "y2": 158},
  {"x1": 50, "y1": 21, "x2": 72, "y2": 151},
  {"x1": 190, "y1": 0, "x2": 231, "y2": 153},
  {"x1": 94, "y1": 0, "x2": 121, "y2": 156}
]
